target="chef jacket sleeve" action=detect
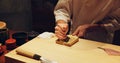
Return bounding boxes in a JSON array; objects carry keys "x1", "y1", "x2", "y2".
[
  {"x1": 54, "y1": 0, "x2": 72, "y2": 23},
  {"x1": 102, "y1": 8, "x2": 120, "y2": 32}
]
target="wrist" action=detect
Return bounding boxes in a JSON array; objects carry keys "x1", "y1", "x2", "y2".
[{"x1": 56, "y1": 20, "x2": 67, "y2": 25}]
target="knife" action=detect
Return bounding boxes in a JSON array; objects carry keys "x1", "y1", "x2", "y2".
[{"x1": 16, "y1": 48, "x2": 58, "y2": 63}]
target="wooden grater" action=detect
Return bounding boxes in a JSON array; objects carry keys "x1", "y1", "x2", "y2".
[{"x1": 56, "y1": 35, "x2": 79, "y2": 47}]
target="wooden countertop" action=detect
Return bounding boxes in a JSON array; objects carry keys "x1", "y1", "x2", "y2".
[{"x1": 5, "y1": 36, "x2": 120, "y2": 63}]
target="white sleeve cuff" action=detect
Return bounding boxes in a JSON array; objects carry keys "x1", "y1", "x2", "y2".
[
  {"x1": 54, "y1": 9, "x2": 70, "y2": 23},
  {"x1": 55, "y1": 16, "x2": 69, "y2": 23}
]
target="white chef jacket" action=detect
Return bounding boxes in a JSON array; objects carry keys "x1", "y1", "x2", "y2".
[{"x1": 54, "y1": 0, "x2": 120, "y2": 43}]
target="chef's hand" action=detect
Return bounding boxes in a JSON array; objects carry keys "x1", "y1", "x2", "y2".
[
  {"x1": 55, "y1": 20, "x2": 68, "y2": 40},
  {"x1": 72, "y1": 24, "x2": 100, "y2": 38}
]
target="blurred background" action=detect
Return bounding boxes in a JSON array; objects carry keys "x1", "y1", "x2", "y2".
[{"x1": 0, "y1": 0, "x2": 58, "y2": 33}]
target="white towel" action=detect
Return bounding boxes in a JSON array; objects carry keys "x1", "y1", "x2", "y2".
[{"x1": 38, "y1": 32, "x2": 54, "y2": 38}]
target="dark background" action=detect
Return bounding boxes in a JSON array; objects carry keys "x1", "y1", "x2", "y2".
[
  {"x1": 31, "y1": 0, "x2": 58, "y2": 33},
  {"x1": 0, "y1": 0, "x2": 58, "y2": 33},
  {"x1": 0, "y1": 0, "x2": 120, "y2": 45}
]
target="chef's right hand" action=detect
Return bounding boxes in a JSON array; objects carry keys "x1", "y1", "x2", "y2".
[{"x1": 55, "y1": 20, "x2": 68, "y2": 40}]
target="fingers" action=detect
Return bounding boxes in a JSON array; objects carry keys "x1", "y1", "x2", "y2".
[
  {"x1": 72, "y1": 30, "x2": 84, "y2": 37},
  {"x1": 55, "y1": 26, "x2": 66, "y2": 35},
  {"x1": 72, "y1": 24, "x2": 99, "y2": 38},
  {"x1": 57, "y1": 23, "x2": 68, "y2": 33},
  {"x1": 55, "y1": 23, "x2": 68, "y2": 39},
  {"x1": 55, "y1": 26, "x2": 66, "y2": 38},
  {"x1": 55, "y1": 32, "x2": 66, "y2": 39},
  {"x1": 72, "y1": 26, "x2": 85, "y2": 37},
  {"x1": 72, "y1": 27, "x2": 79, "y2": 36}
]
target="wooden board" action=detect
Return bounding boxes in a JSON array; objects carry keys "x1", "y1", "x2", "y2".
[{"x1": 5, "y1": 36, "x2": 120, "y2": 63}]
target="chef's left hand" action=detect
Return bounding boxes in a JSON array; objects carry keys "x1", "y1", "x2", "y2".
[{"x1": 72, "y1": 24, "x2": 100, "y2": 38}]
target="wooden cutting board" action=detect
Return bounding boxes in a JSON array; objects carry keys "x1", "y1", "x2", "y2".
[{"x1": 5, "y1": 36, "x2": 120, "y2": 63}]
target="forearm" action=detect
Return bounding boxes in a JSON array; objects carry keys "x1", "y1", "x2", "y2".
[
  {"x1": 100, "y1": 19, "x2": 120, "y2": 32},
  {"x1": 100, "y1": 8, "x2": 120, "y2": 32},
  {"x1": 56, "y1": 20, "x2": 68, "y2": 25}
]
